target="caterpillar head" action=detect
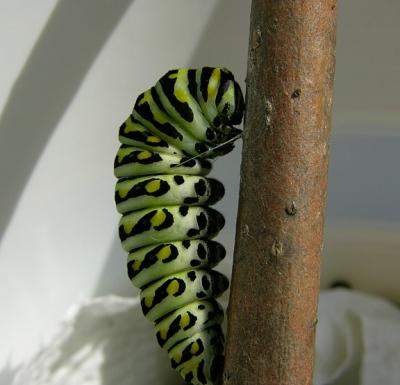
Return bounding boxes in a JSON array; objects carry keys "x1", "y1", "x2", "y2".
[
  {"x1": 216, "y1": 69, "x2": 245, "y2": 127},
  {"x1": 203, "y1": 69, "x2": 244, "y2": 158}
]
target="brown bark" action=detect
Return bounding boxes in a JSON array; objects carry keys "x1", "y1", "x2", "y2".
[{"x1": 223, "y1": 2, "x2": 337, "y2": 385}]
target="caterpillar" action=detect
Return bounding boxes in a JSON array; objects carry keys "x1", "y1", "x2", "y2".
[{"x1": 114, "y1": 67, "x2": 244, "y2": 385}]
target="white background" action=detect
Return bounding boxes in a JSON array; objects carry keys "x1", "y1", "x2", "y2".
[{"x1": 0, "y1": 0, "x2": 399, "y2": 369}]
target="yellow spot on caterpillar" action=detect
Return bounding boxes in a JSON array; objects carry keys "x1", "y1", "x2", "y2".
[
  {"x1": 219, "y1": 84, "x2": 235, "y2": 110},
  {"x1": 137, "y1": 151, "x2": 152, "y2": 160},
  {"x1": 157, "y1": 245, "x2": 171, "y2": 261},
  {"x1": 208, "y1": 69, "x2": 221, "y2": 100},
  {"x1": 123, "y1": 119, "x2": 139, "y2": 133},
  {"x1": 146, "y1": 135, "x2": 161, "y2": 143},
  {"x1": 166, "y1": 280, "x2": 180, "y2": 296},
  {"x1": 190, "y1": 341, "x2": 200, "y2": 354},
  {"x1": 144, "y1": 296, "x2": 153, "y2": 308},
  {"x1": 123, "y1": 222, "x2": 134, "y2": 234},
  {"x1": 174, "y1": 87, "x2": 189, "y2": 104},
  {"x1": 145, "y1": 179, "x2": 161, "y2": 193},
  {"x1": 159, "y1": 329, "x2": 167, "y2": 340},
  {"x1": 138, "y1": 90, "x2": 151, "y2": 105},
  {"x1": 152, "y1": 109, "x2": 168, "y2": 124},
  {"x1": 116, "y1": 185, "x2": 129, "y2": 199},
  {"x1": 170, "y1": 350, "x2": 182, "y2": 364},
  {"x1": 151, "y1": 210, "x2": 166, "y2": 227},
  {"x1": 168, "y1": 72, "x2": 178, "y2": 79},
  {"x1": 179, "y1": 313, "x2": 191, "y2": 329},
  {"x1": 179, "y1": 357, "x2": 199, "y2": 374},
  {"x1": 132, "y1": 259, "x2": 142, "y2": 271}
]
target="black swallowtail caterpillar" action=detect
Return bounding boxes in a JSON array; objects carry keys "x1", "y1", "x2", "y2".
[{"x1": 114, "y1": 67, "x2": 244, "y2": 385}]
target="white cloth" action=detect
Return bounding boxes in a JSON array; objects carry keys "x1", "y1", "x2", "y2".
[
  {"x1": 10, "y1": 296, "x2": 181, "y2": 385},
  {"x1": 8, "y1": 290, "x2": 400, "y2": 385},
  {"x1": 315, "y1": 289, "x2": 400, "y2": 385}
]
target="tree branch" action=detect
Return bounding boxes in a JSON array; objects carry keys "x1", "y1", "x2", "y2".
[{"x1": 223, "y1": 1, "x2": 337, "y2": 384}]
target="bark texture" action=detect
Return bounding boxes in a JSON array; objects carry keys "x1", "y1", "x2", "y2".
[{"x1": 223, "y1": 2, "x2": 337, "y2": 385}]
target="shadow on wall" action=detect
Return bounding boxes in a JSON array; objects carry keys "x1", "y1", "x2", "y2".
[
  {"x1": 0, "y1": 0, "x2": 134, "y2": 242},
  {"x1": 0, "y1": 364, "x2": 17, "y2": 385}
]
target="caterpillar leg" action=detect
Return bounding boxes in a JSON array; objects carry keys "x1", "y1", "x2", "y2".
[{"x1": 114, "y1": 67, "x2": 244, "y2": 385}]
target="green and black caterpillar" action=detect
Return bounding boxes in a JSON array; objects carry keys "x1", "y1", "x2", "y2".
[{"x1": 114, "y1": 67, "x2": 244, "y2": 385}]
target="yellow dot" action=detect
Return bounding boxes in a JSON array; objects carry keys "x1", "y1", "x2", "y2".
[
  {"x1": 153, "y1": 109, "x2": 168, "y2": 124},
  {"x1": 171, "y1": 350, "x2": 182, "y2": 364},
  {"x1": 145, "y1": 179, "x2": 161, "y2": 193},
  {"x1": 132, "y1": 259, "x2": 142, "y2": 271},
  {"x1": 144, "y1": 296, "x2": 153, "y2": 308},
  {"x1": 166, "y1": 280, "x2": 180, "y2": 296},
  {"x1": 138, "y1": 91, "x2": 151, "y2": 105},
  {"x1": 208, "y1": 69, "x2": 221, "y2": 99},
  {"x1": 159, "y1": 329, "x2": 167, "y2": 340},
  {"x1": 179, "y1": 313, "x2": 190, "y2": 329},
  {"x1": 137, "y1": 150, "x2": 152, "y2": 160},
  {"x1": 175, "y1": 87, "x2": 189, "y2": 103},
  {"x1": 150, "y1": 210, "x2": 166, "y2": 227},
  {"x1": 116, "y1": 185, "x2": 129, "y2": 198},
  {"x1": 146, "y1": 135, "x2": 161, "y2": 143},
  {"x1": 190, "y1": 341, "x2": 200, "y2": 354},
  {"x1": 123, "y1": 120, "x2": 136, "y2": 133},
  {"x1": 181, "y1": 359, "x2": 197, "y2": 374},
  {"x1": 157, "y1": 246, "x2": 171, "y2": 261},
  {"x1": 123, "y1": 222, "x2": 134, "y2": 234}
]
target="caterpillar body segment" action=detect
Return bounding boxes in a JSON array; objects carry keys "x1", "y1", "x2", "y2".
[
  {"x1": 114, "y1": 67, "x2": 244, "y2": 385},
  {"x1": 114, "y1": 146, "x2": 212, "y2": 178},
  {"x1": 133, "y1": 88, "x2": 211, "y2": 157},
  {"x1": 119, "y1": 115, "x2": 182, "y2": 156},
  {"x1": 154, "y1": 299, "x2": 224, "y2": 351},
  {"x1": 194, "y1": 67, "x2": 244, "y2": 127},
  {"x1": 118, "y1": 205, "x2": 225, "y2": 252},
  {"x1": 115, "y1": 175, "x2": 225, "y2": 214},
  {"x1": 140, "y1": 269, "x2": 229, "y2": 322},
  {"x1": 170, "y1": 325, "x2": 224, "y2": 374},
  {"x1": 155, "y1": 69, "x2": 213, "y2": 143},
  {"x1": 127, "y1": 240, "x2": 226, "y2": 289}
]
